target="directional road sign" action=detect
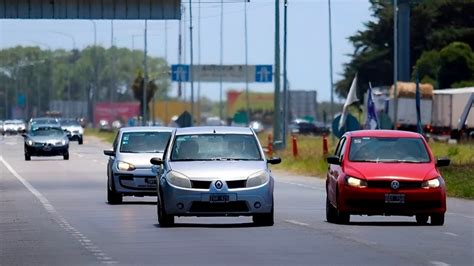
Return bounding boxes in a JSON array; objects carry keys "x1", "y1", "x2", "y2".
[
  {"x1": 170, "y1": 64, "x2": 273, "y2": 83},
  {"x1": 171, "y1": 64, "x2": 190, "y2": 82},
  {"x1": 255, "y1": 65, "x2": 273, "y2": 82}
]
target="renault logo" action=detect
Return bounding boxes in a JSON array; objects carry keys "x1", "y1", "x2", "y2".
[
  {"x1": 390, "y1": 180, "x2": 400, "y2": 190},
  {"x1": 215, "y1": 180, "x2": 223, "y2": 189}
]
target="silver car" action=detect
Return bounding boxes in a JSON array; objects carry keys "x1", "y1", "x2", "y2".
[
  {"x1": 150, "y1": 126, "x2": 281, "y2": 227},
  {"x1": 103, "y1": 127, "x2": 173, "y2": 204}
]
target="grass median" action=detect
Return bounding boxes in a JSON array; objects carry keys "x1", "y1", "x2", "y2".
[
  {"x1": 85, "y1": 128, "x2": 117, "y2": 144},
  {"x1": 265, "y1": 134, "x2": 474, "y2": 199}
]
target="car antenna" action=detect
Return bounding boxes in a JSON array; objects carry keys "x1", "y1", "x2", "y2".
[{"x1": 213, "y1": 128, "x2": 216, "y2": 134}]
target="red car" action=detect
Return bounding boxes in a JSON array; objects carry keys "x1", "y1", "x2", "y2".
[{"x1": 326, "y1": 130, "x2": 450, "y2": 225}]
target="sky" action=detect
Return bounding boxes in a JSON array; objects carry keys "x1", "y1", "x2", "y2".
[{"x1": 0, "y1": 0, "x2": 372, "y2": 103}]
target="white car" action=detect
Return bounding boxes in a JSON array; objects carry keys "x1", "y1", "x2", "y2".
[{"x1": 60, "y1": 119, "x2": 84, "y2": 145}]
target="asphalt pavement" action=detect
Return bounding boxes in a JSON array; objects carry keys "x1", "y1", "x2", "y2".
[{"x1": 1, "y1": 134, "x2": 473, "y2": 266}]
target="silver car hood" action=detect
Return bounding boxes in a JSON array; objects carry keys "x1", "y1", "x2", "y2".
[
  {"x1": 118, "y1": 152, "x2": 164, "y2": 168},
  {"x1": 169, "y1": 161, "x2": 267, "y2": 181}
]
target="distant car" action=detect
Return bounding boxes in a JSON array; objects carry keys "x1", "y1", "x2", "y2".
[
  {"x1": 290, "y1": 119, "x2": 329, "y2": 135},
  {"x1": 249, "y1": 121, "x2": 264, "y2": 133},
  {"x1": 2, "y1": 120, "x2": 23, "y2": 135},
  {"x1": 150, "y1": 126, "x2": 281, "y2": 227},
  {"x1": 205, "y1": 116, "x2": 226, "y2": 126},
  {"x1": 103, "y1": 127, "x2": 174, "y2": 204},
  {"x1": 99, "y1": 120, "x2": 112, "y2": 132},
  {"x1": 23, "y1": 124, "x2": 70, "y2": 161},
  {"x1": 60, "y1": 119, "x2": 84, "y2": 144},
  {"x1": 326, "y1": 130, "x2": 450, "y2": 225}
]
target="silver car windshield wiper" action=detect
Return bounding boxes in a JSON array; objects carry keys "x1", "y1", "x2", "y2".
[{"x1": 210, "y1": 157, "x2": 254, "y2": 161}]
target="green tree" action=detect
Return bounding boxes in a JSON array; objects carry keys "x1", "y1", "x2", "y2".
[{"x1": 337, "y1": 0, "x2": 474, "y2": 98}]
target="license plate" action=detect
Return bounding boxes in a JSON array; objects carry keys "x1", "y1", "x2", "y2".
[
  {"x1": 385, "y1": 193, "x2": 405, "y2": 203},
  {"x1": 210, "y1": 194, "x2": 229, "y2": 202},
  {"x1": 145, "y1": 178, "x2": 157, "y2": 185}
]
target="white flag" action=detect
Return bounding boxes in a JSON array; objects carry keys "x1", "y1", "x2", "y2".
[{"x1": 338, "y1": 73, "x2": 359, "y2": 131}]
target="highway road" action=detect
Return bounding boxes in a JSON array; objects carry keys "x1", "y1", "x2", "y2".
[{"x1": 1, "y1": 135, "x2": 473, "y2": 266}]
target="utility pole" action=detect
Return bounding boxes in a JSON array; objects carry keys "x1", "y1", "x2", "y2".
[
  {"x1": 197, "y1": 0, "x2": 202, "y2": 125},
  {"x1": 393, "y1": 0, "x2": 399, "y2": 127},
  {"x1": 282, "y1": 0, "x2": 288, "y2": 148},
  {"x1": 189, "y1": 0, "x2": 195, "y2": 121},
  {"x1": 273, "y1": 0, "x2": 281, "y2": 148},
  {"x1": 178, "y1": 6, "x2": 183, "y2": 100},
  {"x1": 164, "y1": 21, "x2": 169, "y2": 125},
  {"x1": 219, "y1": 0, "x2": 224, "y2": 121},
  {"x1": 328, "y1": 0, "x2": 334, "y2": 135},
  {"x1": 244, "y1": 0, "x2": 250, "y2": 125},
  {"x1": 143, "y1": 20, "x2": 148, "y2": 126}
]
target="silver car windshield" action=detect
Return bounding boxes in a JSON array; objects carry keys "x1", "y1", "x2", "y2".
[
  {"x1": 31, "y1": 127, "x2": 64, "y2": 136},
  {"x1": 171, "y1": 134, "x2": 262, "y2": 161},
  {"x1": 349, "y1": 137, "x2": 430, "y2": 163},
  {"x1": 120, "y1": 132, "x2": 171, "y2": 153}
]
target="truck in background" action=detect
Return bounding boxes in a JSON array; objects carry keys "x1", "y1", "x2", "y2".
[
  {"x1": 431, "y1": 87, "x2": 474, "y2": 139},
  {"x1": 387, "y1": 82, "x2": 434, "y2": 132}
]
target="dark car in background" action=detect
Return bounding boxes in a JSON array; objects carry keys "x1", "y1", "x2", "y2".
[
  {"x1": 23, "y1": 124, "x2": 70, "y2": 161},
  {"x1": 289, "y1": 119, "x2": 330, "y2": 135}
]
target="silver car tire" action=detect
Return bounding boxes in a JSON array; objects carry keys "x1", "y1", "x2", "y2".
[
  {"x1": 157, "y1": 193, "x2": 174, "y2": 227},
  {"x1": 107, "y1": 179, "x2": 123, "y2": 204},
  {"x1": 252, "y1": 202, "x2": 274, "y2": 226}
]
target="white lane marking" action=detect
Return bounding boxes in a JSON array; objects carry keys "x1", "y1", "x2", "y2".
[
  {"x1": 0, "y1": 156, "x2": 116, "y2": 264},
  {"x1": 279, "y1": 181, "x2": 322, "y2": 190},
  {"x1": 443, "y1": 232, "x2": 459, "y2": 237},
  {"x1": 285, "y1": 219, "x2": 310, "y2": 226},
  {"x1": 77, "y1": 154, "x2": 84, "y2": 158},
  {"x1": 430, "y1": 261, "x2": 450, "y2": 266},
  {"x1": 446, "y1": 212, "x2": 474, "y2": 219},
  {"x1": 93, "y1": 159, "x2": 98, "y2": 163}
]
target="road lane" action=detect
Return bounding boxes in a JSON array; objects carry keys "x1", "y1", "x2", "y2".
[{"x1": 1, "y1": 135, "x2": 473, "y2": 265}]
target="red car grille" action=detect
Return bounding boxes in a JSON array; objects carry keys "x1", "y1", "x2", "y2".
[{"x1": 367, "y1": 181, "x2": 422, "y2": 189}]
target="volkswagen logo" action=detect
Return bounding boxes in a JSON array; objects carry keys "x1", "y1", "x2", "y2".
[
  {"x1": 390, "y1": 180, "x2": 400, "y2": 190},
  {"x1": 215, "y1": 180, "x2": 223, "y2": 189}
]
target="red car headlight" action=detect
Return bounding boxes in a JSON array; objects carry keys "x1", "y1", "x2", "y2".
[
  {"x1": 345, "y1": 176, "x2": 368, "y2": 188},
  {"x1": 421, "y1": 177, "x2": 441, "y2": 189}
]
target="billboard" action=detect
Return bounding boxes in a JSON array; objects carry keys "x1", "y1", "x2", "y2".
[{"x1": 94, "y1": 102, "x2": 140, "y2": 126}]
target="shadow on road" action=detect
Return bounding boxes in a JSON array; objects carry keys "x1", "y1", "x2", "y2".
[
  {"x1": 348, "y1": 221, "x2": 424, "y2": 226},
  {"x1": 153, "y1": 222, "x2": 261, "y2": 228},
  {"x1": 107, "y1": 201, "x2": 156, "y2": 205}
]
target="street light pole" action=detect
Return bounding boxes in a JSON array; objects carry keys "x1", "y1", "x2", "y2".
[
  {"x1": 244, "y1": 0, "x2": 250, "y2": 125},
  {"x1": 273, "y1": 0, "x2": 282, "y2": 148},
  {"x1": 393, "y1": 0, "x2": 399, "y2": 127},
  {"x1": 219, "y1": 0, "x2": 224, "y2": 122},
  {"x1": 328, "y1": 0, "x2": 334, "y2": 135},
  {"x1": 143, "y1": 20, "x2": 148, "y2": 126},
  {"x1": 189, "y1": 0, "x2": 195, "y2": 122},
  {"x1": 90, "y1": 20, "x2": 98, "y2": 127},
  {"x1": 282, "y1": 0, "x2": 288, "y2": 148}
]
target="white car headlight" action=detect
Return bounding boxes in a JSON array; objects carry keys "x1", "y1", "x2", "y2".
[
  {"x1": 61, "y1": 139, "x2": 68, "y2": 145},
  {"x1": 246, "y1": 170, "x2": 270, "y2": 188},
  {"x1": 345, "y1": 176, "x2": 368, "y2": 188},
  {"x1": 117, "y1": 161, "x2": 136, "y2": 171},
  {"x1": 27, "y1": 139, "x2": 34, "y2": 146},
  {"x1": 166, "y1": 171, "x2": 191, "y2": 188},
  {"x1": 422, "y1": 177, "x2": 441, "y2": 189},
  {"x1": 78, "y1": 127, "x2": 84, "y2": 134}
]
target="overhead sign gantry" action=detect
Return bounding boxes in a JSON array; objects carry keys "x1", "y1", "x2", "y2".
[{"x1": 0, "y1": 0, "x2": 181, "y2": 19}]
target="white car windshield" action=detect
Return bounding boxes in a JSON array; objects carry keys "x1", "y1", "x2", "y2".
[
  {"x1": 171, "y1": 134, "x2": 262, "y2": 161},
  {"x1": 120, "y1": 132, "x2": 171, "y2": 153}
]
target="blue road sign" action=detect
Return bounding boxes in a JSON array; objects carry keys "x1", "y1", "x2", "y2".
[
  {"x1": 255, "y1": 65, "x2": 273, "y2": 82},
  {"x1": 171, "y1": 64, "x2": 190, "y2": 82}
]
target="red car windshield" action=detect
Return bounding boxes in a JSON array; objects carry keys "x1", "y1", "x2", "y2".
[{"x1": 349, "y1": 137, "x2": 430, "y2": 163}]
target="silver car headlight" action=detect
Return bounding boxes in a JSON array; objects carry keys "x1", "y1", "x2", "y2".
[
  {"x1": 246, "y1": 170, "x2": 270, "y2": 188},
  {"x1": 345, "y1": 176, "x2": 368, "y2": 188},
  {"x1": 166, "y1": 171, "x2": 191, "y2": 188},
  {"x1": 117, "y1": 161, "x2": 136, "y2": 171},
  {"x1": 421, "y1": 177, "x2": 441, "y2": 189},
  {"x1": 61, "y1": 139, "x2": 68, "y2": 145},
  {"x1": 27, "y1": 139, "x2": 34, "y2": 146}
]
